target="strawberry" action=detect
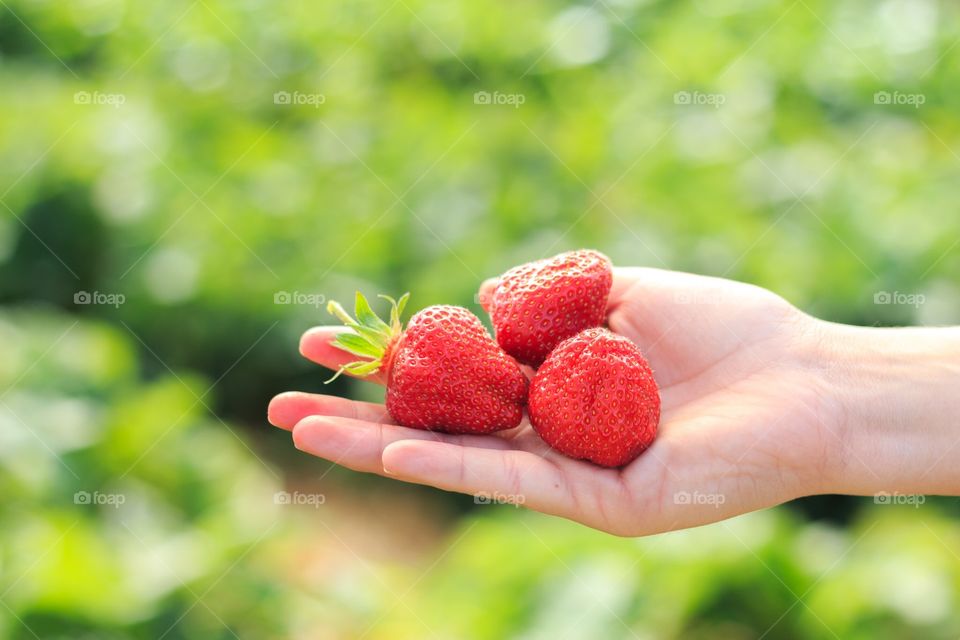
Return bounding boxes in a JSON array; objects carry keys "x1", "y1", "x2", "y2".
[
  {"x1": 326, "y1": 292, "x2": 528, "y2": 434},
  {"x1": 490, "y1": 249, "x2": 613, "y2": 367},
  {"x1": 528, "y1": 328, "x2": 660, "y2": 467}
]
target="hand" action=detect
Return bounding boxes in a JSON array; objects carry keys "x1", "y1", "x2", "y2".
[{"x1": 269, "y1": 267, "x2": 846, "y2": 536}]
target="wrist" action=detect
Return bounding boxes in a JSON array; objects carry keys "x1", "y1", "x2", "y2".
[{"x1": 812, "y1": 321, "x2": 960, "y2": 496}]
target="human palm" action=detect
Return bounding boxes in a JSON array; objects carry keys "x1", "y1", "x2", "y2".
[{"x1": 269, "y1": 267, "x2": 833, "y2": 536}]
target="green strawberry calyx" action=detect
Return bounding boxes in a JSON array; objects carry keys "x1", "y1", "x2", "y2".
[{"x1": 324, "y1": 291, "x2": 409, "y2": 383}]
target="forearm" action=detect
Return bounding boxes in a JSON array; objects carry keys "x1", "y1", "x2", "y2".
[{"x1": 815, "y1": 322, "x2": 960, "y2": 496}]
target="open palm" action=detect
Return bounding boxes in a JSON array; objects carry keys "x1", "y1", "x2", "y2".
[{"x1": 268, "y1": 267, "x2": 835, "y2": 536}]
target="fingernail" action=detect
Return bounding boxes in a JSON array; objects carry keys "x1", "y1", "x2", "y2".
[
  {"x1": 292, "y1": 428, "x2": 307, "y2": 451},
  {"x1": 291, "y1": 419, "x2": 318, "y2": 451}
]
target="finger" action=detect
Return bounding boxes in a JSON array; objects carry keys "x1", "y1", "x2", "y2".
[
  {"x1": 292, "y1": 416, "x2": 512, "y2": 474},
  {"x1": 608, "y1": 266, "x2": 645, "y2": 310},
  {"x1": 609, "y1": 266, "x2": 769, "y2": 311},
  {"x1": 267, "y1": 391, "x2": 392, "y2": 430},
  {"x1": 477, "y1": 278, "x2": 497, "y2": 312},
  {"x1": 299, "y1": 326, "x2": 387, "y2": 385},
  {"x1": 381, "y1": 440, "x2": 594, "y2": 523}
]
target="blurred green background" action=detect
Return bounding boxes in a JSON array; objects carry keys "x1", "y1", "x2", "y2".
[{"x1": 2, "y1": 0, "x2": 959, "y2": 637}]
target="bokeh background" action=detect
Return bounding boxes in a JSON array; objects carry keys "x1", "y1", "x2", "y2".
[{"x1": 2, "y1": 0, "x2": 960, "y2": 637}]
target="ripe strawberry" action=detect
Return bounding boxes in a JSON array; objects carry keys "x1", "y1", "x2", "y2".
[
  {"x1": 528, "y1": 328, "x2": 660, "y2": 467},
  {"x1": 490, "y1": 249, "x2": 613, "y2": 367},
  {"x1": 326, "y1": 292, "x2": 528, "y2": 434}
]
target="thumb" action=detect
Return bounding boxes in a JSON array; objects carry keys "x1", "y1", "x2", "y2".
[{"x1": 477, "y1": 278, "x2": 498, "y2": 312}]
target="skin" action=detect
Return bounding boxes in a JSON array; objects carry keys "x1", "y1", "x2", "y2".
[{"x1": 268, "y1": 267, "x2": 960, "y2": 537}]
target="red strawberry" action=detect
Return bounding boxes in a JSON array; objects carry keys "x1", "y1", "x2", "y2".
[
  {"x1": 528, "y1": 328, "x2": 660, "y2": 467},
  {"x1": 490, "y1": 249, "x2": 613, "y2": 367},
  {"x1": 326, "y1": 292, "x2": 527, "y2": 434}
]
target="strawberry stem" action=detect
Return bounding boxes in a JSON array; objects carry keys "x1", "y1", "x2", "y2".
[{"x1": 324, "y1": 291, "x2": 409, "y2": 383}]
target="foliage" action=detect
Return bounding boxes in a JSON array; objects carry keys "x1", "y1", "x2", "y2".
[
  {"x1": 2, "y1": 311, "x2": 959, "y2": 637},
  {"x1": 1, "y1": 0, "x2": 959, "y2": 637}
]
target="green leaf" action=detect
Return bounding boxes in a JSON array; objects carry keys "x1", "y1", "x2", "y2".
[
  {"x1": 352, "y1": 324, "x2": 391, "y2": 348},
  {"x1": 378, "y1": 292, "x2": 410, "y2": 331},
  {"x1": 378, "y1": 294, "x2": 398, "y2": 328},
  {"x1": 395, "y1": 292, "x2": 409, "y2": 320},
  {"x1": 324, "y1": 359, "x2": 382, "y2": 384},
  {"x1": 331, "y1": 332, "x2": 382, "y2": 359},
  {"x1": 345, "y1": 361, "x2": 382, "y2": 376},
  {"x1": 354, "y1": 292, "x2": 390, "y2": 333},
  {"x1": 325, "y1": 291, "x2": 402, "y2": 380}
]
